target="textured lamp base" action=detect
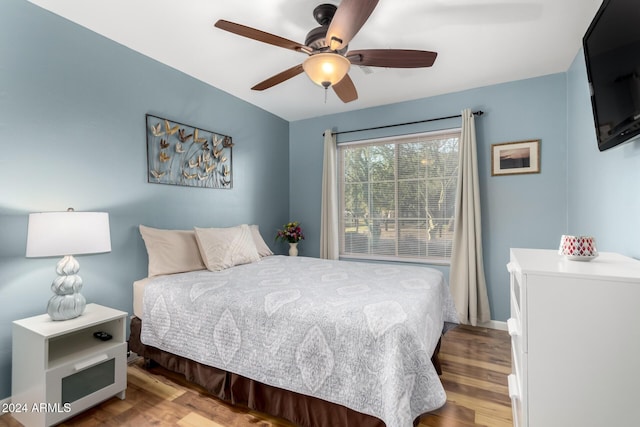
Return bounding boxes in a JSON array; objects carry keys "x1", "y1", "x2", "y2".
[
  {"x1": 47, "y1": 293, "x2": 86, "y2": 321},
  {"x1": 48, "y1": 255, "x2": 86, "y2": 321}
]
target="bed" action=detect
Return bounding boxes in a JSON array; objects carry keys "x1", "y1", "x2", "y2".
[{"x1": 128, "y1": 224, "x2": 458, "y2": 427}]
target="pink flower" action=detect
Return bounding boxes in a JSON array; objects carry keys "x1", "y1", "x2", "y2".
[{"x1": 275, "y1": 221, "x2": 305, "y2": 243}]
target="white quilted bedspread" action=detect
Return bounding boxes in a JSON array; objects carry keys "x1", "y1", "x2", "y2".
[{"x1": 141, "y1": 256, "x2": 458, "y2": 427}]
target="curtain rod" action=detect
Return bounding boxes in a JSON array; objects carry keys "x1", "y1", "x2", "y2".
[{"x1": 326, "y1": 110, "x2": 484, "y2": 137}]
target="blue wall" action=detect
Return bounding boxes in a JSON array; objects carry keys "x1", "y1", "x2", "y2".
[
  {"x1": 290, "y1": 74, "x2": 569, "y2": 323},
  {"x1": 0, "y1": 0, "x2": 289, "y2": 399},
  {"x1": 566, "y1": 51, "x2": 640, "y2": 258},
  {"x1": 3, "y1": 0, "x2": 638, "y2": 405}
]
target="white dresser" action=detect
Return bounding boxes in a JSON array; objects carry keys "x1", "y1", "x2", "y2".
[{"x1": 507, "y1": 248, "x2": 640, "y2": 427}]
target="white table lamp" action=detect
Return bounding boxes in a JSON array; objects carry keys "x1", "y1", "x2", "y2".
[{"x1": 26, "y1": 208, "x2": 111, "y2": 320}]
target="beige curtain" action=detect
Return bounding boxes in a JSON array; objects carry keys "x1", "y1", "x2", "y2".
[
  {"x1": 320, "y1": 129, "x2": 339, "y2": 259},
  {"x1": 450, "y1": 109, "x2": 491, "y2": 326}
]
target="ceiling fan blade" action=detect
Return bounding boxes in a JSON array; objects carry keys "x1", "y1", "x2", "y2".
[
  {"x1": 333, "y1": 74, "x2": 358, "y2": 103},
  {"x1": 347, "y1": 49, "x2": 438, "y2": 68},
  {"x1": 215, "y1": 20, "x2": 310, "y2": 54},
  {"x1": 325, "y1": 0, "x2": 379, "y2": 51},
  {"x1": 251, "y1": 64, "x2": 305, "y2": 91}
]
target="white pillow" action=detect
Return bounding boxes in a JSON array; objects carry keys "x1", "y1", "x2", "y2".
[
  {"x1": 194, "y1": 224, "x2": 260, "y2": 271},
  {"x1": 250, "y1": 224, "x2": 273, "y2": 257},
  {"x1": 139, "y1": 225, "x2": 206, "y2": 277}
]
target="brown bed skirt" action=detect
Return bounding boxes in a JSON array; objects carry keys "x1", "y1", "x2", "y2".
[{"x1": 129, "y1": 316, "x2": 441, "y2": 427}]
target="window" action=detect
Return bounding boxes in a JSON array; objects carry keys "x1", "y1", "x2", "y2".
[{"x1": 338, "y1": 129, "x2": 460, "y2": 264}]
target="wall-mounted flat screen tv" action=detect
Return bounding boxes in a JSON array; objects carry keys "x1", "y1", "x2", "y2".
[{"x1": 583, "y1": 0, "x2": 640, "y2": 151}]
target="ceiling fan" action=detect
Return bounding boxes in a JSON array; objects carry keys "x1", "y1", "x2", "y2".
[{"x1": 214, "y1": 0, "x2": 438, "y2": 103}]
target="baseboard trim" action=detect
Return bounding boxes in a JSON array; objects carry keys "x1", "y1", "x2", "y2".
[{"x1": 479, "y1": 320, "x2": 508, "y2": 331}]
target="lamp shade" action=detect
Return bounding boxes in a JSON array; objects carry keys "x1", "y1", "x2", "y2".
[
  {"x1": 26, "y1": 211, "x2": 111, "y2": 257},
  {"x1": 303, "y1": 53, "x2": 350, "y2": 88}
]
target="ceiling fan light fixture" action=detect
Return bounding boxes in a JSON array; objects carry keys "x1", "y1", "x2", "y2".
[{"x1": 303, "y1": 53, "x2": 350, "y2": 88}]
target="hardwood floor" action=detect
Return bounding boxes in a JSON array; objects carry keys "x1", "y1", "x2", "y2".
[{"x1": 0, "y1": 325, "x2": 512, "y2": 427}]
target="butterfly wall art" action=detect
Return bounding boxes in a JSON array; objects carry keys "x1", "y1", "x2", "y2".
[{"x1": 146, "y1": 114, "x2": 233, "y2": 189}]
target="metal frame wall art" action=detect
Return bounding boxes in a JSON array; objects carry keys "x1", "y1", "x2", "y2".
[
  {"x1": 491, "y1": 139, "x2": 540, "y2": 176},
  {"x1": 146, "y1": 114, "x2": 233, "y2": 189}
]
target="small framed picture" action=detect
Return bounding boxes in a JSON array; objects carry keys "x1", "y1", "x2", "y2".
[{"x1": 491, "y1": 139, "x2": 540, "y2": 176}]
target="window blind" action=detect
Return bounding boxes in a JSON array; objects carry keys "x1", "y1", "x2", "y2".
[{"x1": 338, "y1": 129, "x2": 460, "y2": 264}]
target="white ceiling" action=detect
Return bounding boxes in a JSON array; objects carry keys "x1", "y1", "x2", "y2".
[{"x1": 27, "y1": 0, "x2": 603, "y2": 122}]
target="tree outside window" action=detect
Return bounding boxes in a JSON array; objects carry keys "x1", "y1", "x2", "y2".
[{"x1": 339, "y1": 130, "x2": 460, "y2": 263}]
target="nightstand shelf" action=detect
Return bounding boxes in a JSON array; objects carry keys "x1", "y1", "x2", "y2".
[{"x1": 12, "y1": 303, "x2": 127, "y2": 427}]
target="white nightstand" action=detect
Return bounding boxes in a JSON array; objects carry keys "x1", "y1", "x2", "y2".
[{"x1": 11, "y1": 303, "x2": 127, "y2": 427}]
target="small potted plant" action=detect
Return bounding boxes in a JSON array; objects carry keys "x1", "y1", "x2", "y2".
[{"x1": 275, "y1": 221, "x2": 305, "y2": 256}]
